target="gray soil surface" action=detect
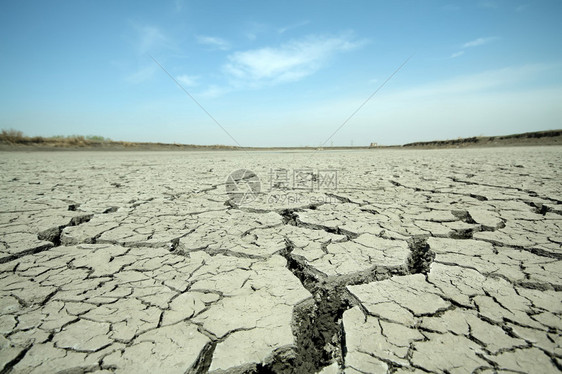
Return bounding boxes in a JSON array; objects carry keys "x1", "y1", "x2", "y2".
[{"x1": 0, "y1": 147, "x2": 561, "y2": 373}]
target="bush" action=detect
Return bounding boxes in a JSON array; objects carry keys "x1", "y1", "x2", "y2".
[
  {"x1": 1, "y1": 130, "x2": 113, "y2": 146},
  {"x1": 1, "y1": 129, "x2": 24, "y2": 143},
  {"x1": 86, "y1": 135, "x2": 108, "y2": 142},
  {"x1": 29, "y1": 136, "x2": 45, "y2": 143}
]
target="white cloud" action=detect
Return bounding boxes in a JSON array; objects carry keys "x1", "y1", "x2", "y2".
[
  {"x1": 278, "y1": 20, "x2": 310, "y2": 34},
  {"x1": 136, "y1": 25, "x2": 169, "y2": 54},
  {"x1": 463, "y1": 36, "x2": 498, "y2": 48},
  {"x1": 126, "y1": 64, "x2": 157, "y2": 84},
  {"x1": 177, "y1": 74, "x2": 199, "y2": 87},
  {"x1": 223, "y1": 34, "x2": 365, "y2": 86},
  {"x1": 125, "y1": 24, "x2": 175, "y2": 83},
  {"x1": 196, "y1": 35, "x2": 230, "y2": 51},
  {"x1": 273, "y1": 64, "x2": 561, "y2": 146},
  {"x1": 391, "y1": 64, "x2": 553, "y2": 99},
  {"x1": 451, "y1": 36, "x2": 497, "y2": 59},
  {"x1": 297, "y1": 64, "x2": 554, "y2": 115},
  {"x1": 197, "y1": 85, "x2": 232, "y2": 99},
  {"x1": 244, "y1": 22, "x2": 267, "y2": 41}
]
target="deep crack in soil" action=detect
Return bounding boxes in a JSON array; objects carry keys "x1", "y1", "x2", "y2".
[{"x1": 269, "y1": 210, "x2": 437, "y2": 373}]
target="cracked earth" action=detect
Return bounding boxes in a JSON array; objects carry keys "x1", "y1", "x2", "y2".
[{"x1": 0, "y1": 147, "x2": 561, "y2": 374}]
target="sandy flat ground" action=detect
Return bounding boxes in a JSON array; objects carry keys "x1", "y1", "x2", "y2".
[{"x1": 0, "y1": 147, "x2": 561, "y2": 373}]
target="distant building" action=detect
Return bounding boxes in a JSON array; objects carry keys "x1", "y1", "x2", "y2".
[{"x1": 369, "y1": 142, "x2": 378, "y2": 147}]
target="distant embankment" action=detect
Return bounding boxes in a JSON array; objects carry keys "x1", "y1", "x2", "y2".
[
  {"x1": 2, "y1": 128, "x2": 561, "y2": 151},
  {"x1": 401, "y1": 130, "x2": 562, "y2": 149}
]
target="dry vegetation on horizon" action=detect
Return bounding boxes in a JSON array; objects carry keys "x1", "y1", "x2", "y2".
[
  {"x1": 1, "y1": 129, "x2": 120, "y2": 147},
  {"x1": 0, "y1": 129, "x2": 238, "y2": 150},
  {"x1": 2, "y1": 128, "x2": 561, "y2": 150},
  {"x1": 402, "y1": 129, "x2": 562, "y2": 148}
]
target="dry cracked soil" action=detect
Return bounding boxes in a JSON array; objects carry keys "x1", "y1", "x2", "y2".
[{"x1": 0, "y1": 147, "x2": 561, "y2": 374}]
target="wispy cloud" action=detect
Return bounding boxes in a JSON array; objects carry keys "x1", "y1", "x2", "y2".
[
  {"x1": 479, "y1": 1, "x2": 499, "y2": 9},
  {"x1": 244, "y1": 22, "x2": 267, "y2": 41},
  {"x1": 223, "y1": 34, "x2": 365, "y2": 87},
  {"x1": 126, "y1": 64, "x2": 158, "y2": 84},
  {"x1": 450, "y1": 51, "x2": 465, "y2": 58},
  {"x1": 463, "y1": 36, "x2": 498, "y2": 48},
  {"x1": 278, "y1": 20, "x2": 310, "y2": 34},
  {"x1": 392, "y1": 64, "x2": 554, "y2": 99},
  {"x1": 292, "y1": 64, "x2": 559, "y2": 142},
  {"x1": 198, "y1": 85, "x2": 232, "y2": 99},
  {"x1": 126, "y1": 25, "x2": 173, "y2": 83},
  {"x1": 135, "y1": 25, "x2": 170, "y2": 54},
  {"x1": 196, "y1": 35, "x2": 230, "y2": 51},
  {"x1": 450, "y1": 36, "x2": 498, "y2": 58},
  {"x1": 177, "y1": 74, "x2": 199, "y2": 87}
]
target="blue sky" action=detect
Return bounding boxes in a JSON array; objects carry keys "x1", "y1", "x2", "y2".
[{"x1": 1, "y1": 0, "x2": 561, "y2": 146}]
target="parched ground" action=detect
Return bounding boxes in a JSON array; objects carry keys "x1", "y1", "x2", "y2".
[{"x1": 0, "y1": 147, "x2": 560, "y2": 374}]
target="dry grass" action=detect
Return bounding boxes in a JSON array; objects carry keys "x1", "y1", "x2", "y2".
[
  {"x1": 0, "y1": 129, "x2": 239, "y2": 150},
  {"x1": 0, "y1": 129, "x2": 114, "y2": 147},
  {"x1": 402, "y1": 130, "x2": 562, "y2": 148},
  {"x1": 3, "y1": 128, "x2": 560, "y2": 151}
]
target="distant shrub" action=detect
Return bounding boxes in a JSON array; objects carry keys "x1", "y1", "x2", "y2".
[
  {"x1": 1, "y1": 128, "x2": 24, "y2": 143},
  {"x1": 1, "y1": 130, "x2": 115, "y2": 147},
  {"x1": 65, "y1": 136, "x2": 86, "y2": 146},
  {"x1": 86, "y1": 135, "x2": 109, "y2": 142},
  {"x1": 29, "y1": 136, "x2": 45, "y2": 143}
]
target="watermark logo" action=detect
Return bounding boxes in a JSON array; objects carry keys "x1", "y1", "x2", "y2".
[
  {"x1": 225, "y1": 169, "x2": 261, "y2": 204},
  {"x1": 267, "y1": 168, "x2": 338, "y2": 191},
  {"x1": 226, "y1": 168, "x2": 339, "y2": 206}
]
